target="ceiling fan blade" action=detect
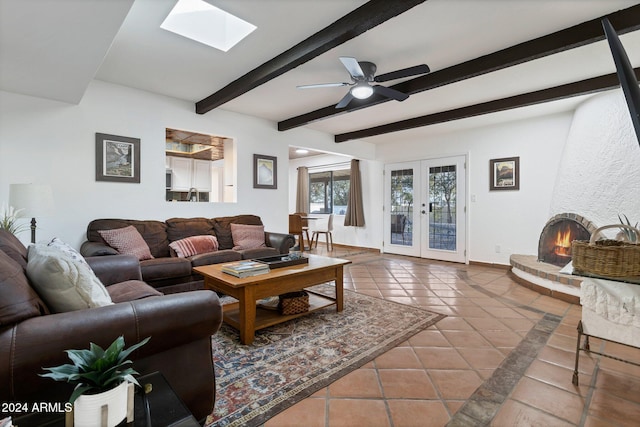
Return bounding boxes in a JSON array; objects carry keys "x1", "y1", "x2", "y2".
[
  {"x1": 374, "y1": 64, "x2": 430, "y2": 82},
  {"x1": 374, "y1": 85, "x2": 409, "y2": 102},
  {"x1": 339, "y1": 57, "x2": 365, "y2": 80},
  {"x1": 335, "y1": 91, "x2": 355, "y2": 109},
  {"x1": 297, "y1": 82, "x2": 350, "y2": 89}
]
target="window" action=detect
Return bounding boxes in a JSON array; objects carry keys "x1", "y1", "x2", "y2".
[{"x1": 309, "y1": 169, "x2": 350, "y2": 214}]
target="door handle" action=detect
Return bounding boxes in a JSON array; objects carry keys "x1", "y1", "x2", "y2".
[{"x1": 429, "y1": 202, "x2": 433, "y2": 212}]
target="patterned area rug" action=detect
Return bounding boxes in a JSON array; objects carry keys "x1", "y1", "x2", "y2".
[{"x1": 205, "y1": 284, "x2": 445, "y2": 427}]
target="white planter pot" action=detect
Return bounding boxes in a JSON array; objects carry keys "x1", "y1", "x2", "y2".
[{"x1": 73, "y1": 381, "x2": 128, "y2": 427}]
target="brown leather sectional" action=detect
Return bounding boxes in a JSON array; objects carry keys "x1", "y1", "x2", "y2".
[
  {"x1": 0, "y1": 229, "x2": 223, "y2": 422},
  {"x1": 80, "y1": 215, "x2": 296, "y2": 294}
]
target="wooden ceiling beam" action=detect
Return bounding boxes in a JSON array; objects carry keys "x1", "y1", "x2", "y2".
[
  {"x1": 333, "y1": 68, "x2": 640, "y2": 142},
  {"x1": 195, "y1": 0, "x2": 427, "y2": 115},
  {"x1": 278, "y1": 4, "x2": 640, "y2": 131}
]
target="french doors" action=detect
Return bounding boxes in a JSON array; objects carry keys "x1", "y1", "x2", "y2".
[{"x1": 383, "y1": 155, "x2": 467, "y2": 263}]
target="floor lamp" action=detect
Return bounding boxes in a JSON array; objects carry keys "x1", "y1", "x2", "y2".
[{"x1": 9, "y1": 183, "x2": 54, "y2": 244}]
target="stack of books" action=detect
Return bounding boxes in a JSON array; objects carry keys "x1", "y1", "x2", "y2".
[{"x1": 221, "y1": 260, "x2": 270, "y2": 278}]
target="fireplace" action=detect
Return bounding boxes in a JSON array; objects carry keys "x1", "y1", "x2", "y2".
[{"x1": 538, "y1": 213, "x2": 595, "y2": 267}]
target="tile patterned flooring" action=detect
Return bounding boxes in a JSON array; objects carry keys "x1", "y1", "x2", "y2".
[{"x1": 263, "y1": 246, "x2": 640, "y2": 427}]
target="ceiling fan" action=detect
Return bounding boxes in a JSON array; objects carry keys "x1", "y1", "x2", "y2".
[{"x1": 297, "y1": 57, "x2": 430, "y2": 108}]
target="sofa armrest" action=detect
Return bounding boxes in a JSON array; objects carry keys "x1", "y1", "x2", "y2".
[
  {"x1": 0, "y1": 291, "x2": 222, "y2": 407},
  {"x1": 86, "y1": 254, "x2": 142, "y2": 285},
  {"x1": 265, "y1": 231, "x2": 295, "y2": 254},
  {"x1": 80, "y1": 240, "x2": 118, "y2": 257}
]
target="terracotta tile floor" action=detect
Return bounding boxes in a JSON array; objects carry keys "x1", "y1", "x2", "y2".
[{"x1": 263, "y1": 246, "x2": 640, "y2": 427}]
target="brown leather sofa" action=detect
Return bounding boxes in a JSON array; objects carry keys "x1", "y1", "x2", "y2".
[
  {"x1": 0, "y1": 229, "x2": 222, "y2": 422},
  {"x1": 80, "y1": 215, "x2": 296, "y2": 293}
]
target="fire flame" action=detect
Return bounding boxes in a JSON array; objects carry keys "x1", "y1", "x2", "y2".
[{"x1": 554, "y1": 228, "x2": 572, "y2": 256}]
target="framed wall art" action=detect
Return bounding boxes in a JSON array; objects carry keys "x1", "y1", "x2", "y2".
[
  {"x1": 96, "y1": 133, "x2": 141, "y2": 183},
  {"x1": 489, "y1": 156, "x2": 519, "y2": 191},
  {"x1": 253, "y1": 154, "x2": 277, "y2": 189}
]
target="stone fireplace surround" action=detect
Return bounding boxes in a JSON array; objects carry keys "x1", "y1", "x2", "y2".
[{"x1": 509, "y1": 91, "x2": 640, "y2": 303}]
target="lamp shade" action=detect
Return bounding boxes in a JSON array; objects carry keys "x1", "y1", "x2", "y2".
[{"x1": 9, "y1": 184, "x2": 54, "y2": 217}]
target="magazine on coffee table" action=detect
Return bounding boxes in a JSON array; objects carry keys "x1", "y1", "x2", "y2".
[{"x1": 221, "y1": 260, "x2": 270, "y2": 278}]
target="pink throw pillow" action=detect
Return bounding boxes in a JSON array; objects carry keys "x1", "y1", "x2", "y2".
[
  {"x1": 231, "y1": 224, "x2": 266, "y2": 250},
  {"x1": 169, "y1": 235, "x2": 218, "y2": 258},
  {"x1": 98, "y1": 225, "x2": 154, "y2": 261}
]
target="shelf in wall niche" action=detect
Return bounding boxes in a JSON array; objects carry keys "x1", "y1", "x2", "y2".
[{"x1": 166, "y1": 190, "x2": 210, "y2": 202}]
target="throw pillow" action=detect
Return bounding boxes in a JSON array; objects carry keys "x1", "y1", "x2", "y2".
[
  {"x1": 26, "y1": 244, "x2": 113, "y2": 312},
  {"x1": 231, "y1": 223, "x2": 266, "y2": 250},
  {"x1": 48, "y1": 237, "x2": 90, "y2": 268},
  {"x1": 98, "y1": 225, "x2": 154, "y2": 261},
  {"x1": 169, "y1": 235, "x2": 218, "y2": 258}
]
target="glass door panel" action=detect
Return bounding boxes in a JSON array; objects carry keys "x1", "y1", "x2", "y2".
[
  {"x1": 390, "y1": 168, "x2": 413, "y2": 246},
  {"x1": 421, "y1": 156, "x2": 466, "y2": 263},
  {"x1": 429, "y1": 165, "x2": 457, "y2": 251},
  {"x1": 384, "y1": 162, "x2": 420, "y2": 257}
]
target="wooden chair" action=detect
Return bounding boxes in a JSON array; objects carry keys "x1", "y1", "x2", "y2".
[
  {"x1": 311, "y1": 214, "x2": 334, "y2": 251},
  {"x1": 294, "y1": 212, "x2": 311, "y2": 248},
  {"x1": 288, "y1": 214, "x2": 305, "y2": 252}
]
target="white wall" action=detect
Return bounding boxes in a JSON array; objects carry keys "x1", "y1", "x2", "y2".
[
  {"x1": 4, "y1": 80, "x2": 635, "y2": 266},
  {"x1": 0, "y1": 80, "x2": 375, "y2": 249},
  {"x1": 288, "y1": 91, "x2": 639, "y2": 265},
  {"x1": 375, "y1": 111, "x2": 574, "y2": 265},
  {"x1": 550, "y1": 91, "x2": 640, "y2": 229}
]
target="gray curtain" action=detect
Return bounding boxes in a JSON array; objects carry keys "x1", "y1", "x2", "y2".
[
  {"x1": 344, "y1": 159, "x2": 365, "y2": 226},
  {"x1": 296, "y1": 166, "x2": 309, "y2": 213}
]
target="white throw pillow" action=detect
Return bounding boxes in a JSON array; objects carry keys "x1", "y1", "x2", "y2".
[
  {"x1": 26, "y1": 244, "x2": 113, "y2": 312},
  {"x1": 48, "y1": 237, "x2": 90, "y2": 268}
]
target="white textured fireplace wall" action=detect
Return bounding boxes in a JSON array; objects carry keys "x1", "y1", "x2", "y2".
[{"x1": 550, "y1": 91, "x2": 640, "y2": 230}]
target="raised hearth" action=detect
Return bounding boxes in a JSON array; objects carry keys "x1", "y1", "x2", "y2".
[{"x1": 510, "y1": 254, "x2": 582, "y2": 304}]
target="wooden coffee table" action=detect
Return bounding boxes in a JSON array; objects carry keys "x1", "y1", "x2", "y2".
[{"x1": 194, "y1": 254, "x2": 351, "y2": 344}]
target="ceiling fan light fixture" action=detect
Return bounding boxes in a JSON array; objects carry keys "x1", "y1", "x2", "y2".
[{"x1": 351, "y1": 82, "x2": 374, "y2": 99}]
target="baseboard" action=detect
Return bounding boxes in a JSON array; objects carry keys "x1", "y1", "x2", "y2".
[
  {"x1": 335, "y1": 244, "x2": 380, "y2": 253},
  {"x1": 318, "y1": 242, "x2": 381, "y2": 253},
  {"x1": 469, "y1": 260, "x2": 511, "y2": 270}
]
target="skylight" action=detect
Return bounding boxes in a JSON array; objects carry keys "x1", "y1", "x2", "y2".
[{"x1": 160, "y1": 0, "x2": 256, "y2": 52}]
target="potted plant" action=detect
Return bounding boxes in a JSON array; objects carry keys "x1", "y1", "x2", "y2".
[
  {"x1": 0, "y1": 204, "x2": 27, "y2": 235},
  {"x1": 41, "y1": 335, "x2": 150, "y2": 427},
  {"x1": 617, "y1": 214, "x2": 639, "y2": 243}
]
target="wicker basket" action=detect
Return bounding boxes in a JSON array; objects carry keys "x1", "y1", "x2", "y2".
[
  {"x1": 278, "y1": 291, "x2": 310, "y2": 315},
  {"x1": 572, "y1": 224, "x2": 640, "y2": 278}
]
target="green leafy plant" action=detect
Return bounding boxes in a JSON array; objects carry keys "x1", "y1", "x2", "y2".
[
  {"x1": 0, "y1": 204, "x2": 28, "y2": 235},
  {"x1": 618, "y1": 214, "x2": 639, "y2": 243},
  {"x1": 40, "y1": 336, "x2": 150, "y2": 403}
]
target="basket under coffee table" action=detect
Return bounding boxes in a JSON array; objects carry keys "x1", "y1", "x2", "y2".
[{"x1": 194, "y1": 254, "x2": 351, "y2": 345}]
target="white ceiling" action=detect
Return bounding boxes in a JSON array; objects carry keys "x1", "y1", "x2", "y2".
[{"x1": 2, "y1": 0, "x2": 639, "y2": 146}]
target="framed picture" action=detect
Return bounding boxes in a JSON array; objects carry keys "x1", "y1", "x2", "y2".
[
  {"x1": 95, "y1": 133, "x2": 141, "y2": 183},
  {"x1": 490, "y1": 156, "x2": 519, "y2": 191},
  {"x1": 253, "y1": 154, "x2": 277, "y2": 189}
]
